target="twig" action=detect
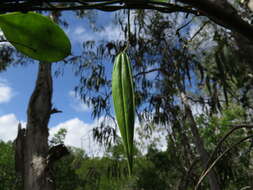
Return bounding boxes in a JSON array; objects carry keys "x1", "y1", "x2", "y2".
[
  {"x1": 195, "y1": 125, "x2": 253, "y2": 190},
  {"x1": 188, "y1": 21, "x2": 209, "y2": 42},
  {"x1": 180, "y1": 158, "x2": 200, "y2": 189},
  {"x1": 176, "y1": 16, "x2": 195, "y2": 35},
  {"x1": 195, "y1": 134, "x2": 253, "y2": 190},
  {"x1": 200, "y1": 124, "x2": 253, "y2": 180},
  {"x1": 133, "y1": 68, "x2": 162, "y2": 78},
  {"x1": 240, "y1": 186, "x2": 251, "y2": 190}
]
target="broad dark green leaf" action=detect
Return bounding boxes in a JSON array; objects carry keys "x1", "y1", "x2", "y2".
[{"x1": 0, "y1": 12, "x2": 71, "y2": 62}]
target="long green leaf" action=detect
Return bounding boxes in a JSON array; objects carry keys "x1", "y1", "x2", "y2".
[
  {"x1": 112, "y1": 52, "x2": 135, "y2": 175},
  {"x1": 0, "y1": 12, "x2": 71, "y2": 62}
]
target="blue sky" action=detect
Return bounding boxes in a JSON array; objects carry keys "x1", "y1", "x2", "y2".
[
  {"x1": 0, "y1": 11, "x2": 124, "y2": 154},
  {"x1": 0, "y1": 10, "x2": 204, "y2": 155}
]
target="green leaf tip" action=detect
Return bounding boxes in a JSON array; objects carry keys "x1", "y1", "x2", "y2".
[{"x1": 0, "y1": 12, "x2": 71, "y2": 62}]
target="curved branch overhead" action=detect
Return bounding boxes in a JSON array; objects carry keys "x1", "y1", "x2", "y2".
[
  {"x1": 0, "y1": 0, "x2": 253, "y2": 42},
  {"x1": 177, "y1": 0, "x2": 253, "y2": 42}
]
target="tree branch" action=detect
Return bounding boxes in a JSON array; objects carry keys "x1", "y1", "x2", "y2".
[
  {"x1": 134, "y1": 68, "x2": 162, "y2": 78},
  {"x1": 178, "y1": 0, "x2": 253, "y2": 42},
  {"x1": 1, "y1": 0, "x2": 252, "y2": 42},
  {"x1": 189, "y1": 21, "x2": 209, "y2": 42},
  {"x1": 195, "y1": 134, "x2": 253, "y2": 190},
  {"x1": 197, "y1": 124, "x2": 253, "y2": 188},
  {"x1": 0, "y1": 1, "x2": 198, "y2": 14}
]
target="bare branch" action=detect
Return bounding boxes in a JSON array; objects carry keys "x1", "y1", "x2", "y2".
[
  {"x1": 195, "y1": 134, "x2": 253, "y2": 190},
  {"x1": 188, "y1": 21, "x2": 209, "y2": 42},
  {"x1": 196, "y1": 124, "x2": 253, "y2": 190},
  {"x1": 134, "y1": 68, "x2": 162, "y2": 78},
  {"x1": 1, "y1": 0, "x2": 253, "y2": 43},
  {"x1": 176, "y1": 16, "x2": 196, "y2": 35},
  {"x1": 178, "y1": 0, "x2": 253, "y2": 42}
]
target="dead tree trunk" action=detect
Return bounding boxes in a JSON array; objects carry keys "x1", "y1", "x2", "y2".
[{"x1": 14, "y1": 62, "x2": 68, "y2": 190}]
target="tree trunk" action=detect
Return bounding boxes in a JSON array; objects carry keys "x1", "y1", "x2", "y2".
[
  {"x1": 15, "y1": 62, "x2": 54, "y2": 190},
  {"x1": 178, "y1": 87, "x2": 221, "y2": 190},
  {"x1": 14, "y1": 62, "x2": 68, "y2": 190}
]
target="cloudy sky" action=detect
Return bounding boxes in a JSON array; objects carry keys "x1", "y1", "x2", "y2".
[
  {"x1": 0, "y1": 11, "x2": 124, "y2": 156},
  {"x1": 0, "y1": 11, "x2": 202, "y2": 156}
]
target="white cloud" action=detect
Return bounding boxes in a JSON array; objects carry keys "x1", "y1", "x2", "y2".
[
  {"x1": 98, "y1": 24, "x2": 124, "y2": 41},
  {"x1": 70, "y1": 22, "x2": 123, "y2": 44},
  {"x1": 0, "y1": 30, "x2": 12, "y2": 47},
  {"x1": 187, "y1": 19, "x2": 217, "y2": 53},
  {"x1": 191, "y1": 103, "x2": 205, "y2": 116},
  {"x1": 0, "y1": 79, "x2": 13, "y2": 103},
  {"x1": 69, "y1": 90, "x2": 90, "y2": 112},
  {"x1": 74, "y1": 26, "x2": 86, "y2": 35},
  {"x1": 0, "y1": 112, "x2": 104, "y2": 157},
  {"x1": 50, "y1": 118, "x2": 105, "y2": 157},
  {"x1": 50, "y1": 118, "x2": 89, "y2": 147},
  {"x1": 135, "y1": 120, "x2": 168, "y2": 154},
  {"x1": 0, "y1": 113, "x2": 104, "y2": 157},
  {"x1": 71, "y1": 26, "x2": 95, "y2": 43},
  {"x1": 188, "y1": 23, "x2": 200, "y2": 39},
  {"x1": 0, "y1": 111, "x2": 168, "y2": 156},
  {"x1": 0, "y1": 114, "x2": 25, "y2": 142}
]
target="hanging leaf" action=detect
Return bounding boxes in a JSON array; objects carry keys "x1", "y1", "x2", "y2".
[
  {"x1": 112, "y1": 52, "x2": 135, "y2": 175},
  {"x1": 0, "y1": 12, "x2": 71, "y2": 62}
]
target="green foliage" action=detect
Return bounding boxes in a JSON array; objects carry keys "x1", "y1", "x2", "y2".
[
  {"x1": 135, "y1": 148, "x2": 170, "y2": 190},
  {"x1": 54, "y1": 148, "x2": 87, "y2": 190},
  {"x1": 197, "y1": 105, "x2": 247, "y2": 150},
  {"x1": 0, "y1": 141, "x2": 21, "y2": 189},
  {"x1": 196, "y1": 105, "x2": 252, "y2": 189},
  {"x1": 0, "y1": 12, "x2": 71, "y2": 62},
  {"x1": 50, "y1": 128, "x2": 67, "y2": 146}
]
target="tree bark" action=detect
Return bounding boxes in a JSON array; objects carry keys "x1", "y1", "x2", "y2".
[
  {"x1": 178, "y1": 0, "x2": 253, "y2": 42},
  {"x1": 14, "y1": 62, "x2": 68, "y2": 190},
  {"x1": 178, "y1": 85, "x2": 221, "y2": 190},
  {"x1": 13, "y1": 11, "x2": 70, "y2": 189},
  {"x1": 15, "y1": 62, "x2": 54, "y2": 190}
]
